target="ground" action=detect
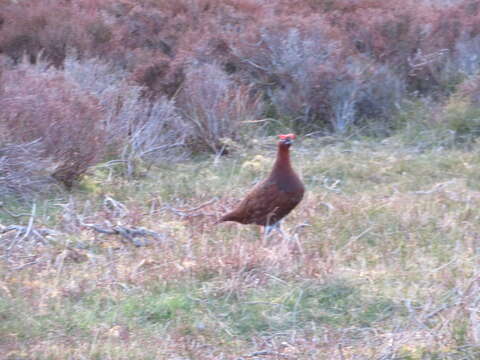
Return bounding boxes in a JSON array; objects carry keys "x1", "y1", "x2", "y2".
[{"x1": 1, "y1": 135, "x2": 480, "y2": 359}]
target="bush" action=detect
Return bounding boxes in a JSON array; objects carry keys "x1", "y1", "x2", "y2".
[
  {"x1": 4, "y1": 0, "x2": 480, "y2": 145},
  {"x1": 100, "y1": 0, "x2": 260, "y2": 98},
  {"x1": 0, "y1": 141, "x2": 57, "y2": 199},
  {"x1": 231, "y1": 18, "x2": 405, "y2": 133},
  {"x1": 442, "y1": 98, "x2": 480, "y2": 144},
  {"x1": 120, "y1": 97, "x2": 188, "y2": 177},
  {"x1": 450, "y1": 35, "x2": 480, "y2": 78},
  {"x1": 456, "y1": 72, "x2": 480, "y2": 106},
  {"x1": 432, "y1": 75, "x2": 480, "y2": 145},
  {"x1": 0, "y1": 54, "x2": 191, "y2": 195},
  {"x1": 0, "y1": 59, "x2": 105, "y2": 188},
  {"x1": 130, "y1": 55, "x2": 184, "y2": 98},
  {"x1": 326, "y1": 1, "x2": 478, "y2": 95},
  {"x1": 62, "y1": 54, "x2": 142, "y2": 154},
  {"x1": 62, "y1": 55, "x2": 188, "y2": 176},
  {"x1": 328, "y1": 60, "x2": 405, "y2": 134},
  {"x1": 230, "y1": 18, "x2": 344, "y2": 131},
  {"x1": 0, "y1": 0, "x2": 112, "y2": 66},
  {"x1": 177, "y1": 62, "x2": 263, "y2": 153}
]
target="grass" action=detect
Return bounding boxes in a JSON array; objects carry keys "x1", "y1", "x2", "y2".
[{"x1": 2, "y1": 131, "x2": 480, "y2": 359}]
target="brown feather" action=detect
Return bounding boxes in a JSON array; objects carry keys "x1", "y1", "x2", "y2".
[{"x1": 219, "y1": 135, "x2": 305, "y2": 227}]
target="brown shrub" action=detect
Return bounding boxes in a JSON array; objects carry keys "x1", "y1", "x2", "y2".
[
  {"x1": 129, "y1": 52, "x2": 185, "y2": 98},
  {"x1": 3, "y1": 0, "x2": 480, "y2": 139},
  {"x1": 177, "y1": 62, "x2": 263, "y2": 153},
  {"x1": 328, "y1": 3, "x2": 431, "y2": 77},
  {"x1": 0, "y1": 60, "x2": 105, "y2": 188},
  {"x1": 98, "y1": 0, "x2": 260, "y2": 97},
  {"x1": 456, "y1": 74, "x2": 480, "y2": 105},
  {"x1": 121, "y1": 97, "x2": 188, "y2": 177},
  {"x1": 226, "y1": 16, "x2": 344, "y2": 130},
  {"x1": 100, "y1": 0, "x2": 480, "y2": 101},
  {"x1": 327, "y1": 0, "x2": 480, "y2": 94},
  {"x1": 0, "y1": 0, "x2": 112, "y2": 66},
  {"x1": 227, "y1": 14, "x2": 405, "y2": 133},
  {"x1": 0, "y1": 141, "x2": 57, "y2": 199},
  {"x1": 62, "y1": 55, "x2": 189, "y2": 176}
]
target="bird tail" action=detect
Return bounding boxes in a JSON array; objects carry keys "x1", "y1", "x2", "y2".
[
  {"x1": 213, "y1": 216, "x2": 226, "y2": 226},
  {"x1": 216, "y1": 211, "x2": 238, "y2": 224},
  {"x1": 214, "y1": 211, "x2": 238, "y2": 225}
]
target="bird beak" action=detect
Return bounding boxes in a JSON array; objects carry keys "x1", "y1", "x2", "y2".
[{"x1": 283, "y1": 138, "x2": 293, "y2": 145}]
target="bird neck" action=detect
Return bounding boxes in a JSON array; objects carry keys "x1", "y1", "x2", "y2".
[{"x1": 273, "y1": 145, "x2": 293, "y2": 173}]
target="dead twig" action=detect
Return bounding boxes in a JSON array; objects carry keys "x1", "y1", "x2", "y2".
[
  {"x1": 412, "y1": 180, "x2": 456, "y2": 195},
  {"x1": 12, "y1": 259, "x2": 41, "y2": 270},
  {"x1": 103, "y1": 196, "x2": 129, "y2": 218},
  {"x1": 338, "y1": 343, "x2": 346, "y2": 360},
  {"x1": 162, "y1": 198, "x2": 219, "y2": 218},
  {"x1": 338, "y1": 225, "x2": 374, "y2": 252},
  {"x1": 2, "y1": 203, "x2": 56, "y2": 254},
  {"x1": 1, "y1": 225, "x2": 57, "y2": 237},
  {"x1": 408, "y1": 48, "x2": 449, "y2": 76},
  {"x1": 168, "y1": 198, "x2": 218, "y2": 213},
  {"x1": 0, "y1": 201, "x2": 32, "y2": 219},
  {"x1": 322, "y1": 177, "x2": 341, "y2": 193},
  {"x1": 80, "y1": 222, "x2": 167, "y2": 247},
  {"x1": 424, "y1": 302, "x2": 459, "y2": 320},
  {"x1": 1, "y1": 224, "x2": 57, "y2": 250},
  {"x1": 243, "y1": 350, "x2": 290, "y2": 358},
  {"x1": 19, "y1": 202, "x2": 36, "y2": 243}
]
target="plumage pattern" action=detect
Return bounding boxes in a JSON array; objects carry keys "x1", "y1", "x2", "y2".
[{"x1": 219, "y1": 134, "x2": 304, "y2": 227}]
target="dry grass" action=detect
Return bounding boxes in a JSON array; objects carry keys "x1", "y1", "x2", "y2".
[{"x1": 1, "y1": 135, "x2": 480, "y2": 359}]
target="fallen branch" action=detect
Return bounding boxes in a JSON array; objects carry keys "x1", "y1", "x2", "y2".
[
  {"x1": 12, "y1": 259, "x2": 41, "y2": 270},
  {"x1": 1, "y1": 224, "x2": 58, "y2": 256},
  {"x1": 338, "y1": 225, "x2": 374, "y2": 252},
  {"x1": 162, "y1": 198, "x2": 219, "y2": 218},
  {"x1": 243, "y1": 350, "x2": 290, "y2": 358},
  {"x1": 1, "y1": 203, "x2": 60, "y2": 254},
  {"x1": 17, "y1": 202, "x2": 36, "y2": 246},
  {"x1": 81, "y1": 222, "x2": 167, "y2": 247},
  {"x1": 1, "y1": 224, "x2": 57, "y2": 240},
  {"x1": 322, "y1": 177, "x2": 341, "y2": 193},
  {"x1": 412, "y1": 180, "x2": 456, "y2": 195},
  {"x1": 0, "y1": 202, "x2": 33, "y2": 219},
  {"x1": 168, "y1": 197, "x2": 218, "y2": 213},
  {"x1": 103, "y1": 196, "x2": 129, "y2": 218}
]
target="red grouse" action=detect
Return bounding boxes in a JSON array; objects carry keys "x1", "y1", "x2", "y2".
[{"x1": 219, "y1": 134, "x2": 305, "y2": 233}]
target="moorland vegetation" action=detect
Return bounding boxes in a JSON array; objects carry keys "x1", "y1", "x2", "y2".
[{"x1": 2, "y1": 0, "x2": 480, "y2": 358}]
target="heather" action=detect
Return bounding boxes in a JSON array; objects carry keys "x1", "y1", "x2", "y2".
[{"x1": 2, "y1": 0, "x2": 480, "y2": 358}]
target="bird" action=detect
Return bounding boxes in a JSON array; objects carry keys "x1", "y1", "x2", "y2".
[{"x1": 218, "y1": 133, "x2": 305, "y2": 235}]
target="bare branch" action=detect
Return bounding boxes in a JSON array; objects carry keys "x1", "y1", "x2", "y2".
[{"x1": 80, "y1": 222, "x2": 168, "y2": 247}]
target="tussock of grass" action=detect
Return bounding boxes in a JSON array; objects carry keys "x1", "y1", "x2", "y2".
[{"x1": 2, "y1": 134, "x2": 480, "y2": 358}]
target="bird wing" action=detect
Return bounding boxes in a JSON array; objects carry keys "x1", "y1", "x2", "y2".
[{"x1": 221, "y1": 179, "x2": 304, "y2": 225}]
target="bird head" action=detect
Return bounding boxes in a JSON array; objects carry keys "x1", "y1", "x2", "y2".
[{"x1": 278, "y1": 133, "x2": 296, "y2": 147}]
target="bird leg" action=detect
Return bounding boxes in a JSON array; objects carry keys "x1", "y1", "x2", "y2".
[
  {"x1": 262, "y1": 211, "x2": 277, "y2": 245},
  {"x1": 270, "y1": 223, "x2": 305, "y2": 257},
  {"x1": 263, "y1": 221, "x2": 289, "y2": 246},
  {"x1": 262, "y1": 224, "x2": 272, "y2": 246},
  {"x1": 264, "y1": 222, "x2": 279, "y2": 235},
  {"x1": 275, "y1": 222, "x2": 291, "y2": 244},
  {"x1": 262, "y1": 222, "x2": 276, "y2": 246}
]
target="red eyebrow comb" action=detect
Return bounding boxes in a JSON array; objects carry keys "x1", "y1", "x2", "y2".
[{"x1": 278, "y1": 133, "x2": 296, "y2": 140}]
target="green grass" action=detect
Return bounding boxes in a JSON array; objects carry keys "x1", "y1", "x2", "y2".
[
  {"x1": 0, "y1": 277, "x2": 400, "y2": 356},
  {"x1": 2, "y1": 130, "x2": 480, "y2": 358}
]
